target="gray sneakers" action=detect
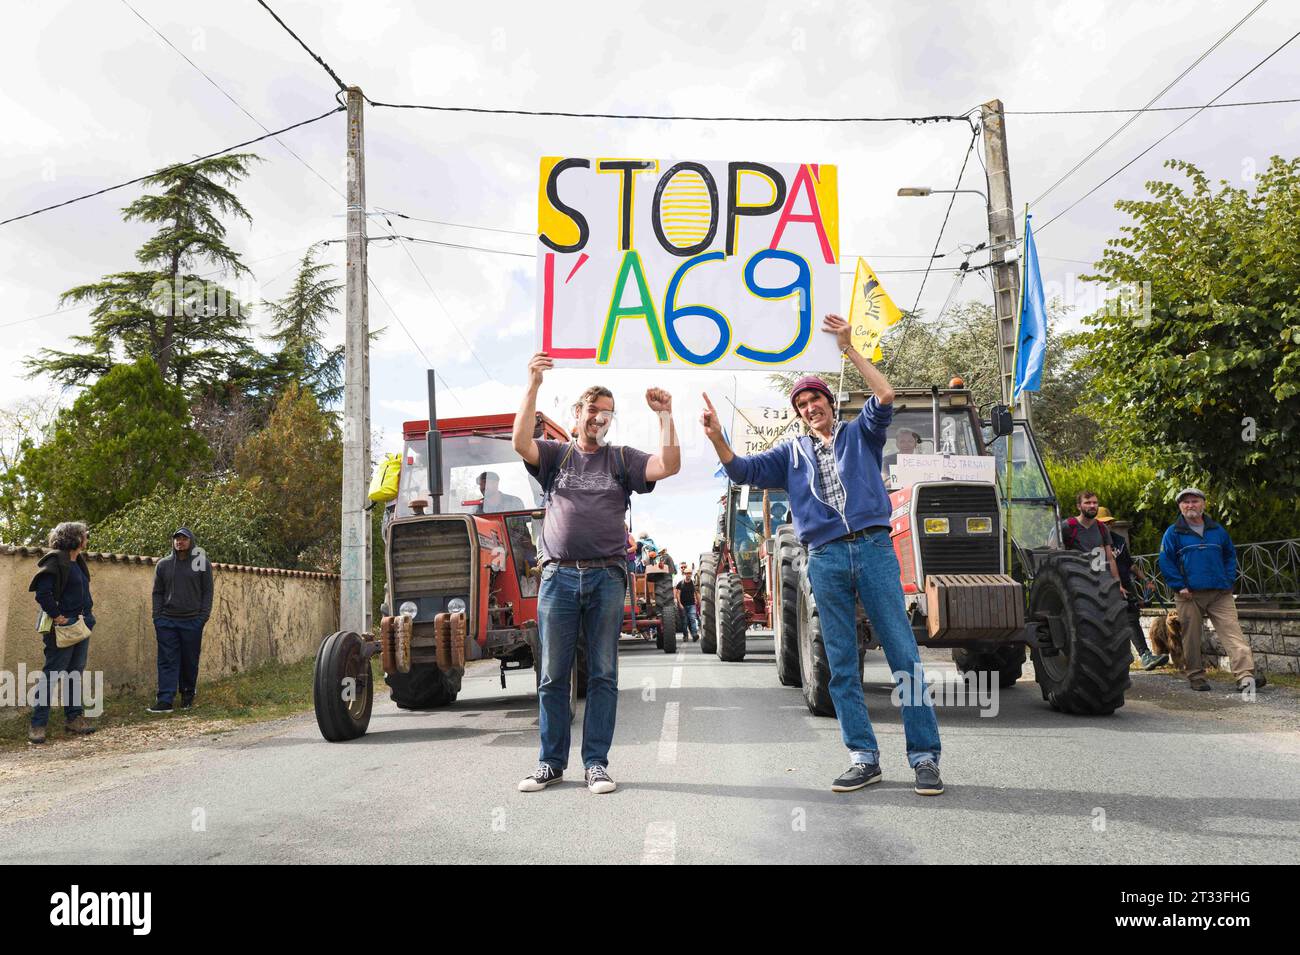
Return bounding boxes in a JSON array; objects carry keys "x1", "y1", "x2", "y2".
[
  {"x1": 913, "y1": 760, "x2": 944, "y2": 796},
  {"x1": 832, "y1": 762, "x2": 882, "y2": 792}
]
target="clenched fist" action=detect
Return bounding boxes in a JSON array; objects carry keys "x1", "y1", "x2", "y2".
[{"x1": 645, "y1": 388, "x2": 673, "y2": 414}]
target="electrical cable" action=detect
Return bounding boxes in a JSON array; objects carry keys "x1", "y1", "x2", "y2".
[
  {"x1": 1038, "y1": 27, "x2": 1300, "y2": 232},
  {"x1": 1007, "y1": 96, "x2": 1300, "y2": 115},
  {"x1": 0, "y1": 107, "x2": 344, "y2": 227},
  {"x1": 253, "y1": 0, "x2": 348, "y2": 92},
  {"x1": 365, "y1": 273, "x2": 465, "y2": 409}
]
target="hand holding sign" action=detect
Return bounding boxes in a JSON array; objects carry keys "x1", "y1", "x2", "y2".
[
  {"x1": 700, "y1": 392, "x2": 723, "y2": 442},
  {"x1": 822, "y1": 313, "x2": 852, "y2": 352},
  {"x1": 527, "y1": 351, "x2": 553, "y2": 389}
]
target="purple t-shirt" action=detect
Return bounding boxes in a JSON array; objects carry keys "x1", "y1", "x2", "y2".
[{"x1": 525, "y1": 440, "x2": 655, "y2": 561}]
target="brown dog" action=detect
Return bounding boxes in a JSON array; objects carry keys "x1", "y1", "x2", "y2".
[{"x1": 1148, "y1": 609, "x2": 1185, "y2": 671}]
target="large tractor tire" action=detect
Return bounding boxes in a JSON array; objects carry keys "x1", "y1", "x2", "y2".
[
  {"x1": 1028, "y1": 552, "x2": 1131, "y2": 715},
  {"x1": 313, "y1": 631, "x2": 373, "y2": 741},
  {"x1": 772, "y1": 526, "x2": 803, "y2": 687},
  {"x1": 654, "y1": 574, "x2": 678, "y2": 654},
  {"x1": 385, "y1": 663, "x2": 460, "y2": 710},
  {"x1": 715, "y1": 571, "x2": 748, "y2": 662},
  {"x1": 952, "y1": 645, "x2": 1025, "y2": 690},
  {"x1": 698, "y1": 554, "x2": 719, "y2": 655},
  {"x1": 795, "y1": 568, "x2": 867, "y2": 717}
]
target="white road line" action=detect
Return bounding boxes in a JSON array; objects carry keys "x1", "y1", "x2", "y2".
[
  {"x1": 641, "y1": 820, "x2": 677, "y2": 865},
  {"x1": 669, "y1": 666, "x2": 683, "y2": 689},
  {"x1": 658, "y1": 701, "x2": 680, "y2": 764},
  {"x1": 674, "y1": 651, "x2": 685, "y2": 663}
]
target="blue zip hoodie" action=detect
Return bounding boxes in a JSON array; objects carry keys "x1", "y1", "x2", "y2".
[
  {"x1": 722, "y1": 396, "x2": 893, "y2": 549},
  {"x1": 1158, "y1": 515, "x2": 1237, "y2": 592}
]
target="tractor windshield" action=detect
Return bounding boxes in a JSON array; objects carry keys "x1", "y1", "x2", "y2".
[
  {"x1": 441, "y1": 434, "x2": 543, "y2": 516},
  {"x1": 988, "y1": 423, "x2": 1059, "y2": 550},
  {"x1": 880, "y1": 409, "x2": 982, "y2": 485},
  {"x1": 731, "y1": 489, "x2": 787, "y2": 580}
]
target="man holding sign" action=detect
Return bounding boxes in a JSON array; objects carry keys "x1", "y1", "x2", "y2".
[
  {"x1": 700, "y1": 315, "x2": 944, "y2": 796},
  {"x1": 512, "y1": 352, "x2": 681, "y2": 794}
]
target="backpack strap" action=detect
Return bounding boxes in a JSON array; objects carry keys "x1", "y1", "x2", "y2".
[{"x1": 539, "y1": 441, "x2": 577, "y2": 505}]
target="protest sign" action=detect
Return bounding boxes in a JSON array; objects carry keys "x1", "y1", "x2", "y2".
[
  {"x1": 537, "y1": 157, "x2": 841, "y2": 370},
  {"x1": 890, "y1": 454, "x2": 998, "y2": 489},
  {"x1": 736, "y1": 405, "x2": 800, "y2": 455}
]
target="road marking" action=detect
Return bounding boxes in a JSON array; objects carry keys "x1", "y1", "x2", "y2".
[
  {"x1": 641, "y1": 820, "x2": 676, "y2": 864},
  {"x1": 658, "y1": 701, "x2": 680, "y2": 764},
  {"x1": 669, "y1": 666, "x2": 683, "y2": 689},
  {"x1": 674, "y1": 651, "x2": 685, "y2": 663}
]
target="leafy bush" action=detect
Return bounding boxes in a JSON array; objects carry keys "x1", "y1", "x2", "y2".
[{"x1": 94, "y1": 479, "x2": 275, "y2": 566}]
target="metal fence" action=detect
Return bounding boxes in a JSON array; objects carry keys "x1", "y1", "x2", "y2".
[{"x1": 1133, "y1": 539, "x2": 1300, "y2": 605}]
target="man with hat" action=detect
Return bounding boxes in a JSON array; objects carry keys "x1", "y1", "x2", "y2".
[
  {"x1": 1096, "y1": 506, "x2": 1168, "y2": 670},
  {"x1": 881, "y1": 426, "x2": 923, "y2": 475},
  {"x1": 700, "y1": 314, "x2": 943, "y2": 796},
  {"x1": 1158, "y1": 488, "x2": 1264, "y2": 694},
  {"x1": 148, "y1": 527, "x2": 213, "y2": 713}
]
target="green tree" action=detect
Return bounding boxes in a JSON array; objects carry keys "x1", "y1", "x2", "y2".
[
  {"x1": 26, "y1": 154, "x2": 261, "y2": 390},
  {"x1": 94, "y1": 478, "x2": 275, "y2": 566},
  {"x1": 0, "y1": 359, "x2": 209, "y2": 542},
  {"x1": 254, "y1": 244, "x2": 344, "y2": 408},
  {"x1": 1071, "y1": 156, "x2": 1300, "y2": 515},
  {"x1": 233, "y1": 382, "x2": 341, "y2": 569}
]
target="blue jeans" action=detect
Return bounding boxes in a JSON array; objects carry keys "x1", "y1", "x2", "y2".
[
  {"x1": 155, "y1": 616, "x2": 206, "y2": 704},
  {"x1": 31, "y1": 631, "x2": 91, "y2": 728},
  {"x1": 806, "y1": 528, "x2": 941, "y2": 768},
  {"x1": 683, "y1": 604, "x2": 700, "y2": 639},
  {"x1": 537, "y1": 563, "x2": 626, "y2": 771}
]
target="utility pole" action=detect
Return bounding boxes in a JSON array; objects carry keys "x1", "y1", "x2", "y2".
[
  {"x1": 341, "y1": 87, "x2": 371, "y2": 635},
  {"x1": 980, "y1": 99, "x2": 1031, "y2": 422}
]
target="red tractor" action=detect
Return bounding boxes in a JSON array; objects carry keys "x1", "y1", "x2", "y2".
[
  {"x1": 698, "y1": 485, "x2": 788, "y2": 661},
  {"x1": 313, "y1": 396, "x2": 579, "y2": 741}
]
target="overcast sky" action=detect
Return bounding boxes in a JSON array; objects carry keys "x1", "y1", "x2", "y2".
[{"x1": 2, "y1": 0, "x2": 1297, "y2": 563}]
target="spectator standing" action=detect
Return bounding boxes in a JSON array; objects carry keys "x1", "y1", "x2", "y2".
[
  {"x1": 148, "y1": 528, "x2": 213, "y2": 713},
  {"x1": 676, "y1": 567, "x2": 701, "y2": 642},
  {"x1": 1096, "y1": 507, "x2": 1168, "y2": 670}
]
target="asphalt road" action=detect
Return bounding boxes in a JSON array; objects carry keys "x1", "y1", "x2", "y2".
[{"x1": 2, "y1": 633, "x2": 1297, "y2": 864}]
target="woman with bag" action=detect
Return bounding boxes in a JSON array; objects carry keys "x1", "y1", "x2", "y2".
[{"x1": 27, "y1": 521, "x2": 98, "y2": 744}]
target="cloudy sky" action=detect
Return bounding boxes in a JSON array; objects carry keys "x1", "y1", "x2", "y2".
[{"x1": 2, "y1": 0, "x2": 1297, "y2": 563}]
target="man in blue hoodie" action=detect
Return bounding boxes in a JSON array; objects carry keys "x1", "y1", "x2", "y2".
[
  {"x1": 1158, "y1": 489, "x2": 1263, "y2": 694},
  {"x1": 148, "y1": 528, "x2": 213, "y2": 713},
  {"x1": 701, "y1": 314, "x2": 943, "y2": 796}
]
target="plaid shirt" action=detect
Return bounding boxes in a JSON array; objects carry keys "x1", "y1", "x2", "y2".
[{"x1": 812, "y1": 423, "x2": 847, "y2": 516}]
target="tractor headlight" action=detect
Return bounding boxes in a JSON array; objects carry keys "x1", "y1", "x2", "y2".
[
  {"x1": 966, "y1": 517, "x2": 993, "y2": 534},
  {"x1": 446, "y1": 597, "x2": 467, "y2": 615},
  {"x1": 399, "y1": 601, "x2": 418, "y2": 619},
  {"x1": 923, "y1": 518, "x2": 950, "y2": 535}
]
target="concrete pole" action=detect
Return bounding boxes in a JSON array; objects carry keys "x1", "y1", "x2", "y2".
[
  {"x1": 341, "y1": 87, "x2": 371, "y2": 635},
  {"x1": 980, "y1": 99, "x2": 1031, "y2": 423}
]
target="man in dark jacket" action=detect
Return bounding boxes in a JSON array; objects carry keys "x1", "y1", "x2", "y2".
[
  {"x1": 701, "y1": 314, "x2": 943, "y2": 797},
  {"x1": 148, "y1": 528, "x2": 213, "y2": 713},
  {"x1": 1158, "y1": 489, "x2": 1263, "y2": 694}
]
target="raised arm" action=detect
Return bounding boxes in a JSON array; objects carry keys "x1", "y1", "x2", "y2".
[
  {"x1": 644, "y1": 388, "x2": 681, "y2": 482},
  {"x1": 701, "y1": 392, "x2": 789, "y2": 489},
  {"x1": 824, "y1": 314, "x2": 895, "y2": 404},
  {"x1": 513, "y1": 352, "x2": 551, "y2": 466}
]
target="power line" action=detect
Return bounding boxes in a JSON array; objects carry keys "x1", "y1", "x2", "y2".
[
  {"x1": 885, "y1": 126, "x2": 982, "y2": 374},
  {"x1": 0, "y1": 106, "x2": 344, "y2": 227},
  {"x1": 1007, "y1": 96, "x2": 1300, "y2": 115},
  {"x1": 369, "y1": 98, "x2": 969, "y2": 124},
  {"x1": 1029, "y1": 0, "x2": 1269, "y2": 208},
  {"x1": 253, "y1": 0, "x2": 347, "y2": 92},
  {"x1": 373, "y1": 207, "x2": 532, "y2": 237},
  {"x1": 365, "y1": 273, "x2": 465, "y2": 410},
  {"x1": 120, "y1": 0, "x2": 343, "y2": 200},
  {"x1": 1038, "y1": 27, "x2": 1300, "y2": 232}
]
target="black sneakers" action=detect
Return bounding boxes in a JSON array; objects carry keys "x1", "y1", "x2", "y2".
[
  {"x1": 832, "y1": 762, "x2": 882, "y2": 792},
  {"x1": 179, "y1": 694, "x2": 195, "y2": 710},
  {"x1": 146, "y1": 699, "x2": 173, "y2": 713},
  {"x1": 913, "y1": 760, "x2": 944, "y2": 796},
  {"x1": 585, "y1": 765, "x2": 617, "y2": 794},
  {"x1": 518, "y1": 764, "x2": 563, "y2": 792}
]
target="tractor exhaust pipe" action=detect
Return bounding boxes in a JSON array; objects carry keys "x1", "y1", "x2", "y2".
[
  {"x1": 426, "y1": 369, "x2": 444, "y2": 514},
  {"x1": 931, "y1": 385, "x2": 941, "y2": 455}
]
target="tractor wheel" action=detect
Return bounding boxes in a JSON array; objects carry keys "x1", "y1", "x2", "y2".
[
  {"x1": 654, "y1": 574, "x2": 678, "y2": 654},
  {"x1": 773, "y1": 527, "x2": 803, "y2": 687},
  {"x1": 1028, "y1": 552, "x2": 1131, "y2": 715},
  {"x1": 698, "y1": 554, "x2": 719, "y2": 655},
  {"x1": 715, "y1": 572, "x2": 748, "y2": 662},
  {"x1": 952, "y1": 645, "x2": 1025, "y2": 689},
  {"x1": 385, "y1": 663, "x2": 459, "y2": 709},
  {"x1": 313, "y1": 631, "x2": 373, "y2": 741},
  {"x1": 795, "y1": 571, "x2": 836, "y2": 716}
]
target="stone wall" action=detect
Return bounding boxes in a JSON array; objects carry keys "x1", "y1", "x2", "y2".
[
  {"x1": 0, "y1": 546, "x2": 339, "y2": 693},
  {"x1": 1140, "y1": 606, "x2": 1300, "y2": 674}
]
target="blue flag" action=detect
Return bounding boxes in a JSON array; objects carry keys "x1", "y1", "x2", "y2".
[{"x1": 1013, "y1": 215, "x2": 1047, "y2": 401}]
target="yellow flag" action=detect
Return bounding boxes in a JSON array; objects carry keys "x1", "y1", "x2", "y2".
[{"x1": 848, "y1": 258, "x2": 903, "y2": 362}]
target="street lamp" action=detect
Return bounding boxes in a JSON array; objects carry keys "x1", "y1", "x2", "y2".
[{"x1": 897, "y1": 186, "x2": 988, "y2": 205}]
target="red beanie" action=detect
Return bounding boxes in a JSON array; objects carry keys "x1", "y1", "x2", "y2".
[{"x1": 790, "y1": 375, "x2": 835, "y2": 412}]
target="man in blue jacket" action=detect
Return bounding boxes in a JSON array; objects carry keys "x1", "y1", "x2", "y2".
[
  {"x1": 1158, "y1": 489, "x2": 1263, "y2": 694},
  {"x1": 701, "y1": 314, "x2": 943, "y2": 796}
]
